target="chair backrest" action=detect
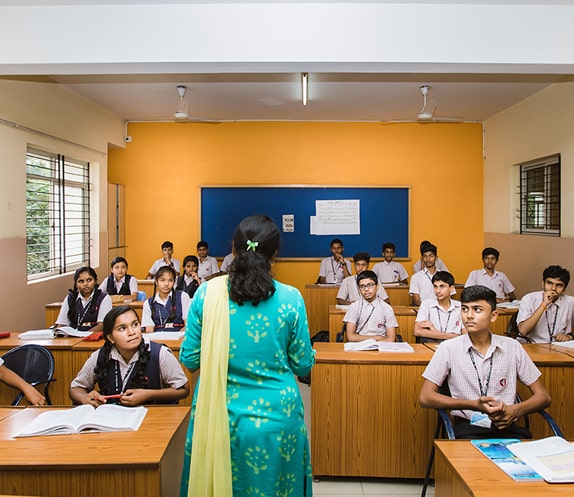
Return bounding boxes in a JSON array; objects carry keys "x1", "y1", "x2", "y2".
[
  {"x1": 1, "y1": 344, "x2": 55, "y2": 385},
  {"x1": 505, "y1": 311, "x2": 520, "y2": 339},
  {"x1": 136, "y1": 290, "x2": 147, "y2": 301}
]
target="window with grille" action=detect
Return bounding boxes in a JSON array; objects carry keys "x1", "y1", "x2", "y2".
[
  {"x1": 520, "y1": 154, "x2": 560, "y2": 236},
  {"x1": 26, "y1": 147, "x2": 90, "y2": 280}
]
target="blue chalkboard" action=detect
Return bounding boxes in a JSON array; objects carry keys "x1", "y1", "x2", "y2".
[{"x1": 200, "y1": 186, "x2": 410, "y2": 259}]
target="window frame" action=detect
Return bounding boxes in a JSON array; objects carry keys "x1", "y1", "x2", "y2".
[
  {"x1": 26, "y1": 147, "x2": 91, "y2": 281},
  {"x1": 519, "y1": 154, "x2": 560, "y2": 237}
]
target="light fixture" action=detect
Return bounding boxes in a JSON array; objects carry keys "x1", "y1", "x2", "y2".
[
  {"x1": 301, "y1": 72, "x2": 308, "y2": 106},
  {"x1": 175, "y1": 85, "x2": 189, "y2": 120}
]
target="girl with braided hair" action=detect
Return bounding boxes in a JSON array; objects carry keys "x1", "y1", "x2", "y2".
[
  {"x1": 54, "y1": 266, "x2": 112, "y2": 332},
  {"x1": 69, "y1": 305, "x2": 189, "y2": 406}
]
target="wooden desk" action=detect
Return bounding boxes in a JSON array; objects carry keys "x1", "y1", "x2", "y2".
[
  {"x1": 311, "y1": 342, "x2": 436, "y2": 478},
  {"x1": 45, "y1": 300, "x2": 144, "y2": 328},
  {"x1": 0, "y1": 406, "x2": 190, "y2": 497},
  {"x1": 328, "y1": 304, "x2": 418, "y2": 342},
  {"x1": 311, "y1": 342, "x2": 574, "y2": 479},
  {"x1": 138, "y1": 279, "x2": 155, "y2": 298},
  {"x1": 434, "y1": 440, "x2": 574, "y2": 496}
]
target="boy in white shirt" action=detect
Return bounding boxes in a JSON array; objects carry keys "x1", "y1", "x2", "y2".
[
  {"x1": 197, "y1": 240, "x2": 220, "y2": 282},
  {"x1": 517, "y1": 265, "x2": 574, "y2": 343},
  {"x1": 372, "y1": 242, "x2": 409, "y2": 284},
  {"x1": 146, "y1": 240, "x2": 181, "y2": 279},
  {"x1": 409, "y1": 243, "x2": 439, "y2": 306},
  {"x1": 343, "y1": 271, "x2": 398, "y2": 343},
  {"x1": 317, "y1": 238, "x2": 352, "y2": 285},
  {"x1": 413, "y1": 240, "x2": 448, "y2": 274},
  {"x1": 465, "y1": 247, "x2": 516, "y2": 302},
  {"x1": 337, "y1": 252, "x2": 389, "y2": 305},
  {"x1": 414, "y1": 271, "x2": 464, "y2": 342}
]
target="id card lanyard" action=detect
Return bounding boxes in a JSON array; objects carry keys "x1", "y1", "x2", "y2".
[
  {"x1": 436, "y1": 308, "x2": 452, "y2": 332},
  {"x1": 76, "y1": 292, "x2": 95, "y2": 329},
  {"x1": 545, "y1": 304, "x2": 560, "y2": 342},
  {"x1": 356, "y1": 299, "x2": 376, "y2": 335},
  {"x1": 468, "y1": 348, "x2": 494, "y2": 397}
]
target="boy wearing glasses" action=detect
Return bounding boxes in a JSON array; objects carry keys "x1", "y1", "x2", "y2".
[
  {"x1": 343, "y1": 270, "x2": 398, "y2": 342},
  {"x1": 336, "y1": 252, "x2": 390, "y2": 305}
]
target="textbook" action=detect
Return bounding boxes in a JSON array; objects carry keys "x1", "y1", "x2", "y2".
[
  {"x1": 497, "y1": 299, "x2": 521, "y2": 309},
  {"x1": 551, "y1": 340, "x2": 574, "y2": 350},
  {"x1": 147, "y1": 331, "x2": 185, "y2": 341},
  {"x1": 14, "y1": 404, "x2": 147, "y2": 437},
  {"x1": 471, "y1": 439, "x2": 542, "y2": 482},
  {"x1": 19, "y1": 326, "x2": 92, "y2": 340},
  {"x1": 344, "y1": 339, "x2": 414, "y2": 353},
  {"x1": 508, "y1": 436, "x2": 574, "y2": 483}
]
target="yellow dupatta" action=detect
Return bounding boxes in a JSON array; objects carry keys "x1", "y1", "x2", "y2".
[{"x1": 188, "y1": 275, "x2": 232, "y2": 497}]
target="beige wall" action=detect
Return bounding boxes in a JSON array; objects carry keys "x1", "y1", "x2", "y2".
[
  {"x1": 0, "y1": 80, "x2": 125, "y2": 331},
  {"x1": 484, "y1": 82, "x2": 574, "y2": 296}
]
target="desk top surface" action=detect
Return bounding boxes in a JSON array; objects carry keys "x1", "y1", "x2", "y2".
[
  {"x1": 0, "y1": 406, "x2": 190, "y2": 468},
  {"x1": 435, "y1": 440, "x2": 574, "y2": 496}
]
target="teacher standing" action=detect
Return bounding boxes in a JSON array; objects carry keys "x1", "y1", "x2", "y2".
[{"x1": 179, "y1": 214, "x2": 316, "y2": 497}]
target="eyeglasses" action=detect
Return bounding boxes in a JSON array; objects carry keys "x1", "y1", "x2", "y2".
[{"x1": 358, "y1": 283, "x2": 376, "y2": 290}]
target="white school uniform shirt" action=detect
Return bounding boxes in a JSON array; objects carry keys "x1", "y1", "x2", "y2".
[
  {"x1": 516, "y1": 291, "x2": 574, "y2": 343},
  {"x1": 343, "y1": 297, "x2": 398, "y2": 337},
  {"x1": 413, "y1": 258, "x2": 448, "y2": 274},
  {"x1": 198, "y1": 255, "x2": 219, "y2": 282},
  {"x1": 141, "y1": 291, "x2": 192, "y2": 329},
  {"x1": 422, "y1": 333, "x2": 541, "y2": 420},
  {"x1": 220, "y1": 253, "x2": 235, "y2": 272},
  {"x1": 464, "y1": 269, "x2": 515, "y2": 299},
  {"x1": 409, "y1": 268, "x2": 437, "y2": 302},
  {"x1": 99, "y1": 275, "x2": 138, "y2": 295},
  {"x1": 318, "y1": 257, "x2": 352, "y2": 285},
  {"x1": 372, "y1": 260, "x2": 409, "y2": 283},
  {"x1": 415, "y1": 297, "x2": 463, "y2": 334},
  {"x1": 148, "y1": 258, "x2": 181, "y2": 276},
  {"x1": 336, "y1": 275, "x2": 389, "y2": 303},
  {"x1": 55, "y1": 291, "x2": 113, "y2": 328}
]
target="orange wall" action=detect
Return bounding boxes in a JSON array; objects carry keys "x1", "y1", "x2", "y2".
[{"x1": 108, "y1": 122, "x2": 484, "y2": 292}]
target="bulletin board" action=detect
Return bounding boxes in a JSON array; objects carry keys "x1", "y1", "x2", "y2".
[{"x1": 200, "y1": 186, "x2": 410, "y2": 258}]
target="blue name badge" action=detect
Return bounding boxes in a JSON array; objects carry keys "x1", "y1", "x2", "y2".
[{"x1": 470, "y1": 412, "x2": 492, "y2": 428}]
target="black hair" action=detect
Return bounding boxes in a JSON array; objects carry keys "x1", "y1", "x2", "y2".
[
  {"x1": 543, "y1": 265, "x2": 571, "y2": 287},
  {"x1": 95, "y1": 306, "x2": 149, "y2": 393},
  {"x1": 419, "y1": 240, "x2": 432, "y2": 250},
  {"x1": 183, "y1": 255, "x2": 199, "y2": 266},
  {"x1": 110, "y1": 256, "x2": 128, "y2": 269},
  {"x1": 432, "y1": 271, "x2": 455, "y2": 286},
  {"x1": 460, "y1": 285, "x2": 497, "y2": 312},
  {"x1": 353, "y1": 252, "x2": 371, "y2": 264},
  {"x1": 382, "y1": 242, "x2": 396, "y2": 252},
  {"x1": 153, "y1": 266, "x2": 177, "y2": 323},
  {"x1": 229, "y1": 214, "x2": 279, "y2": 306},
  {"x1": 67, "y1": 266, "x2": 101, "y2": 324},
  {"x1": 420, "y1": 243, "x2": 437, "y2": 256},
  {"x1": 482, "y1": 247, "x2": 500, "y2": 260},
  {"x1": 196, "y1": 240, "x2": 208, "y2": 250},
  {"x1": 161, "y1": 241, "x2": 173, "y2": 249},
  {"x1": 356, "y1": 270, "x2": 378, "y2": 286},
  {"x1": 330, "y1": 238, "x2": 343, "y2": 248}
]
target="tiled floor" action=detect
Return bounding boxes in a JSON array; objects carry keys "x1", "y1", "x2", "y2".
[{"x1": 299, "y1": 382, "x2": 433, "y2": 497}]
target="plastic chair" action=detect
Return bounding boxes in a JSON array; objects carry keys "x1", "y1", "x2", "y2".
[
  {"x1": 420, "y1": 384, "x2": 563, "y2": 497},
  {"x1": 1, "y1": 344, "x2": 56, "y2": 405}
]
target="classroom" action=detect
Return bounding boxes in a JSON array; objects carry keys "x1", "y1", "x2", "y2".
[{"x1": 1, "y1": 1, "x2": 574, "y2": 496}]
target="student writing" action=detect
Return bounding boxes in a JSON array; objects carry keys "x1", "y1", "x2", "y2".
[{"x1": 69, "y1": 305, "x2": 189, "y2": 406}]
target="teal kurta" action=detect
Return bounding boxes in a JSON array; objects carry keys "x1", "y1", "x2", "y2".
[{"x1": 179, "y1": 280, "x2": 315, "y2": 497}]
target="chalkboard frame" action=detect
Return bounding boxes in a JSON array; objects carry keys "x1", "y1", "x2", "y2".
[{"x1": 200, "y1": 185, "x2": 410, "y2": 259}]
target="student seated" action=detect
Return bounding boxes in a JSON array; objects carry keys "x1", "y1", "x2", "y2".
[
  {"x1": 517, "y1": 265, "x2": 574, "y2": 343},
  {"x1": 419, "y1": 285, "x2": 551, "y2": 439},
  {"x1": 414, "y1": 271, "x2": 465, "y2": 342},
  {"x1": 176, "y1": 255, "x2": 202, "y2": 299},
  {"x1": 413, "y1": 240, "x2": 448, "y2": 273},
  {"x1": 337, "y1": 252, "x2": 390, "y2": 305},
  {"x1": 343, "y1": 271, "x2": 398, "y2": 342},
  {"x1": 465, "y1": 247, "x2": 516, "y2": 302},
  {"x1": 146, "y1": 240, "x2": 181, "y2": 279},
  {"x1": 55, "y1": 266, "x2": 112, "y2": 332},
  {"x1": 99, "y1": 256, "x2": 138, "y2": 300},
  {"x1": 219, "y1": 252, "x2": 235, "y2": 274},
  {"x1": 409, "y1": 243, "x2": 440, "y2": 306},
  {"x1": 196, "y1": 240, "x2": 220, "y2": 282},
  {"x1": 317, "y1": 238, "x2": 352, "y2": 285},
  {"x1": 141, "y1": 266, "x2": 191, "y2": 332},
  {"x1": 372, "y1": 242, "x2": 409, "y2": 284},
  {"x1": 0, "y1": 357, "x2": 46, "y2": 405},
  {"x1": 69, "y1": 305, "x2": 189, "y2": 406}
]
